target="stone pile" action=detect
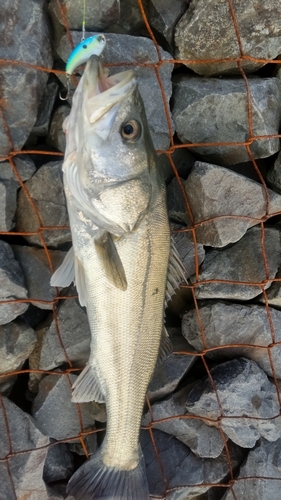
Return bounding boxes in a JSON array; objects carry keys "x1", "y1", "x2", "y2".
[{"x1": 1, "y1": 0, "x2": 281, "y2": 498}]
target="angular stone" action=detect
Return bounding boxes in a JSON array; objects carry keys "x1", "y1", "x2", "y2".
[
  {"x1": 147, "y1": 329, "x2": 196, "y2": 402},
  {"x1": 186, "y1": 358, "x2": 281, "y2": 448},
  {"x1": 58, "y1": 32, "x2": 174, "y2": 150},
  {"x1": 0, "y1": 155, "x2": 36, "y2": 182},
  {"x1": 175, "y1": 0, "x2": 281, "y2": 76},
  {"x1": 191, "y1": 227, "x2": 281, "y2": 301},
  {"x1": 148, "y1": 0, "x2": 189, "y2": 48},
  {"x1": 143, "y1": 386, "x2": 226, "y2": 458},
  {"x1": 31, "y1": 81, "x2": 59, "y2": 138},
  {"x1": 0, "y1": 178, "x2": 18, "y2": 231},
  {"x1": 49, "y1": 0, "x2": 120, "y2": 31},
  {"x1": 222, "y1": 437, "x2": 281, "y2": 500},
  {"x1": 160, "y1": 147, "x2": 196, "y2": 183},
  {"x1": 140, "y1": 428, "x2": 243, "y2": 499},
  {"x1": 173, "y1": 229, "x2": 205, "y2": 279},
  {"x1": 12, "y1": 246, "x2": 66, "y2": 310},
  {"x1": 172, "y1": 76, "x2": 281, "y2": 165},
  {"x1": 0, "y1": 320, "x2": 36, "y2": 375},
  {"x1": 167, "y1": 177, "x2": 190, "y2": 225},
  {"x1": 0, "y1": 396, "x2": 63, "y2": 499},
  {"x1": 182, "y1": 301, "x2": 281, "y2": 379},
  {"x1": 0, "y1": 241, "x2": 28, "y2": 324},
  {"x1": 257, "y1": 267, "x2": 281, "y2": 308},
  {"x1": 267, "y1": 151, "x2": 281, "y2": 194},
  {"x1": 105, "y1": 0, "x2": 148, "y2": 36},
  {"x1": 43, "y1": 441, "x2": 74, "y2": 484},
  {"x1": 16, "y1": 161, "x2": 71, "y2": 247},
  {"x1": 46, "y1": 105, "x2": 70, "y2": 153},
  {"x1": 38, "y1": 296, "x2": 91, "y2": 371},
  {"x1": 0, "y1": 0, "x2": 53, "y2": 157},
  {"x1": 184, "y1": 161, "x2": 281, "y2": 247}
]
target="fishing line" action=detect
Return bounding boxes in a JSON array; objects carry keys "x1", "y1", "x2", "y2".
[{"x1": 81, "y1": 0, "x2": 86, "y2": 41}]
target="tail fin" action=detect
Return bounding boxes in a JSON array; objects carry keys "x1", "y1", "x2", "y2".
[{"x1": 67, "y1": 447, "x2": 149, "y2": 500}]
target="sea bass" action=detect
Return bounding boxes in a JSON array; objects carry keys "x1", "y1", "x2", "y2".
[{"x1": 51, "y1": 55, "x2": 185, "y2": 500}]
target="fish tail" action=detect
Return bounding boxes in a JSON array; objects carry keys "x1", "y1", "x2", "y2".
[{"x1": 67, "y1": 447, "x2": 149, "y2": 500}]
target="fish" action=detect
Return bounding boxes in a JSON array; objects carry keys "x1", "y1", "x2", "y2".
[
  {"x1": 65, "y1": 34, "x2": 106, "y2": 75},
  {"x1": 51, "y1": 54, "x2": 186, "y2": 500}
]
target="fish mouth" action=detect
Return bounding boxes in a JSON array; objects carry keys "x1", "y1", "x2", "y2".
[{"x1": 82, "y1": 55, "x2": 136, "y2": 137}]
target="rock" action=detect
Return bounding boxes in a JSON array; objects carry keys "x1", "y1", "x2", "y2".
[
  {"x1": 143, "y1": 386, "x2": 226, "y2": 458},
  {"x1": 0, "y1": 396, "x2": 63, "y2": 499},
  {"x1": 174, "y1": 0, "x2": 281, "y2": 76},
  {"x1": 167, "y1": 177, "x2": 190, "y2": 225},
  {"x1": 31, "y1": 81, "x2": 59, "y2": 138},
  {"x1": 186, "y1": 358, "x2": 281, "y2": 448},
  {"x1": 57, "y1": 32, "x2": 174, "y2": 150},
  {"x1": 12, "y1": 246, "x2": 66, "y2": 310},
  {"x1": 0, "y1": 241, "x2": 28, "y2": 324},
  {"x1": 148, "y1": 0, "x2": 189, "y2": 49},
  {"x1": 16, "y1": 161, "x2": 71, "y2": 247},
  {"x1": 222, "y1": 437, "x2": 281, "y2": 500},
  {"x1": 140, "y1": 428, "x2": 243, "y2": 499},
  {"x1": 43, "y1": 441, "x2": 74, "y2": 483},
  {"x1": 257, "y1": 267, "x2": 281, "y2": 308},
  {"x1": 182, "y1": 301, "x2": 281, "y2": 379},
  {"x1": 160, "y1": 147, "x2": 196, "y2": 183},
  {"x1": 172, "y1": 76, "x2": 281, "y2": 165},
  {"x1": 184, "y1": 161, "x2": 281, "y2": 247},
  {"x1": 0, "y1": 0, "x2": 53, "y2": 157},
  {"x1": 147, "y1": 329, "x2": 196, "y2": 402},
  {"x1": 105, "y1": 0, "x2": 148, "y2": 35},
  {"x1": 190, "y1": 227, "x2": 281, "y2": 301},
  {"x1": 46, "y1": 105, "x2": 70, "y2": 153},
  {"x1": 38, "y1": 295, "x2": 91, "y2": 371},
  {"x1": 49, "y1": 0, "x2": 120, "y2": 31},
  {"x1": 32, "y1": 373, "x2": 101, "y2": 454},
  {"x1": 0, "y1": 156, "x2": 36, "y2": 183},
  {"x1": 173, "y1": 229, "x2": 205, "y2": 279},
  {"x1": 267, "y1": 151, "x2": 281, "y2": 194},
  {"x1": 0, "y1": 319, "x2": 36, "y2": 375}
]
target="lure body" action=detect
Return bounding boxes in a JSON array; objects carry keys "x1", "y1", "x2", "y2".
[{"x1": 66, "y1": 34, "x2": 106, "y2": 75}]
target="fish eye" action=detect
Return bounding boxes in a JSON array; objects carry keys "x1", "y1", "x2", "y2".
[
  {"x1": 82, "y1": 44, "x2": 87, "y2": 49},
  {"x1": 121, "y1": 120, "x2": 141, "y2": 142}
]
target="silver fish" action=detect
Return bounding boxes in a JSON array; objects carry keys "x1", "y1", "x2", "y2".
[{"x1": 51, "y1": 55, "x2": 185, "y2": 500}]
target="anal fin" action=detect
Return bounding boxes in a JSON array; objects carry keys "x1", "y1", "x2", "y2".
[
  {"x1": 165, "y1": 236, "x2": 187, "y2": 306},
  {"x1": 71, "y1": 363, "x2": 105, "y2": 404},
  {"x1": 156, "y1": 326, "x2": 173, "y2": 366},
  {"x1": 94, "y1": 231, "x2": 127, "y2": 291}
]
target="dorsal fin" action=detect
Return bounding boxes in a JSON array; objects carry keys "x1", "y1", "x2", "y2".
[{"x1": 165, "y1": 237, "x2": 187, "y2": 307}]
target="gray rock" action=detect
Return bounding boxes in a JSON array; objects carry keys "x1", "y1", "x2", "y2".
[
  {"x1": 257, "y1": 267, "x2": 281, "y2": 308},
  {"x1": 143, "y1": 386, "x2": 226, "y2": 458},
  {"x1": 31, "y1": 81, "x2": 59, "y2": 138},
  {"x1": 0, "y1": 319, "x2": 36, "y2": 375},
  {"x1": 49, "y1": 0, "x2": 120, "y2": 31},
  {"x1": 148, "y1": 0, "x2": 189, "y2": 49},
  {"x1": 0, "y1": 0, "x2": 53, "y2": 157},
  {"x1": 184, "y1": 161, "x2": 281, "y2": 247},
  {"x1": 58, "y1": 32, "x2": 174, "y2": 150},
  {"x1": 222, "y1": 437, "x2": 281, "y2": 500},
  {"x1": 190, "y1": 227, "x2": 281, "y2": 301},
  {"x1": 172, "y1": 76, "x2": 281, "y2": 165},
  {"x1": 174, "y1": 0, "x2": 281, "y2": 76},
  {"x1": 105, "y1": 0, "x2": 148, "y2": 35},
  {"x1": 0, "y1": 396, "x2": 63, "y2": 499},
  {"x1": 147, "y1": 329, "x2": 196, "y2": 402},
  {"x1": 46, "y1": 105, "x2": 70, "y2": 153},
  {"x1": 38, "y1": 296, "x2": 91, "y2": 371},
  {"x1": 160, "y1": 147, "x2": 196, "y2": 183},
  {"x1": 16, "y1": 161, "x2": 71, "y2": 247},
  {"x1": 182, "y1": 301, "x2": 281, "y2": 379},
  {"x1": 0, "y1": 240, "x2": 28, "y2": 324},
  {"x1": 0, "y1": 156, "x2": 36, "y2": 182},
  {"x1": 0, "y1": 178, "x2": 18, "y2": 231},
  {"x1": 140, "y1": 428, "x2": 243, "y2": 499},
  {"x1": 186, "y1": 358, "x2": 281, "y2": 448},
  {"x1": 43, "y1": 441, "x2": 74, "y2": 483},
  {"x1": 12, "y1": 246, "x2": 66, "y2": 310},
  {"x1": 167, "y1": 177, "x2": 190, "y2": 225},
  {"x1": 173, "y1": 230, "x2": 205, "y2": 279},
  {"x1": 32, "y1": 373, "x2": 100, "y2": 452},
  {"x1": 267, "y1": 151, "x2": 281, "y2": 194}
]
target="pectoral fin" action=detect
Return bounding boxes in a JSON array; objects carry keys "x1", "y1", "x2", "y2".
[
  {"x1": 74, "y1": 256, "x2": 87, "y2": 308},
  {"x1": 165, "y1": 237, "x2": 187, "y2": 306},
  {"x1": 71, "y1": 363, "x2": 105, "y2": 403},
  {"x1": 50, "y1": 247, "x2": 75, "y2": 287},
  {"x1": 94, "y1": 231, "x2": 127, "y2": 291}
]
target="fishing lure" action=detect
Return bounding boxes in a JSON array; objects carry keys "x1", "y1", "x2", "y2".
[{"x1": 66, "y1": 34, "x2": 106, "y2": 75}]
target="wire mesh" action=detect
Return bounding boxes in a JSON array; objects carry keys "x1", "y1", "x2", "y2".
[{"x1": 0, "y1": 0, "x2": 281, "y2": 498}]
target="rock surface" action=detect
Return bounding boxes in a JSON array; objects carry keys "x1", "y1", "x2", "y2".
[
  {"x1": 0, "y1": 396, "x2": 63, "y2": 499},
  {"x1": 141, "y1": 428, "x2": 243, "y2": 499},
  {"x1": 191, "y1": 227, "x2": 281, "y2": 301},
  {"x1": 31, "y1": 81, "x2": 59, "y2": 138},
  {"x1": 49, "y1": 0, "x2": 120, "y2": 31},
  {"x1": 148, "y1": 0, "x2": 189, "y2": 49},
  {"x1": 46, "y1": 105, "x2": 70, "y2": 153},
  {"x1": 43, "y1": 441, "x2": 74, "y2": 484},
  {"x1": 16, "y1": 161, "x2": 71, "y2": 247},
  {"x1": 182, "y1": 301, "x2": 281, "y2": 378},
  {"x1": 0, "y1": 241, "x2": 28, "y2": 325},
  {"x1": 167, "y1": 177, "x2": 190, "y2": 225},
  {"x1": 222, "y1": 437, "x2": 281, "y2": 500},
  {"x1": 172, "y1": 76, "x2": 281, "y2": 165},
  {"x1": 186, "y1": 358, "x2": 281, "y2": 448},
  {"x1": 184, "y1": 161, "x2": 281, "y2": 247},
  {"x1": 12, "y1": 246, "x2": 66, "y2": 310},
  {"x1": 0, "y1": 0, "x2": 53, "y2": 157},
  {"x1": 174, "y1": 0, "x2": 281, "y2": 76},
  {"x1": 173, "y1": 229, "x2": 205, "y2": 278},
  {"x1": 57, "y1": 32, "x2": 174, "y2": 150},
  {"x1": 0, "y1": 320, "x2": 36, "y2": 375},
  {"x1": 267, "y1": 151, "x2": 281, "y2": 194}
]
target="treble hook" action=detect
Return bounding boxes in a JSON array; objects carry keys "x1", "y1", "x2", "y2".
[{"x1": 59, "y1": 75, "x2": 71, "y2": 101}]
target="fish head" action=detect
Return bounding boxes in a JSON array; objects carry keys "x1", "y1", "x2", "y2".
[{"x1": 76, "y1": 55, "x2": 158, "y2": 186}]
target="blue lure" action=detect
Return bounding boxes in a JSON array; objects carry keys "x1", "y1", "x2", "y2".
[{"x1": 66, "y1": 34, "x2": 106, "y2": 75}]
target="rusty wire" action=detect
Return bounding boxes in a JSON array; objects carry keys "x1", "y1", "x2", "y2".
[{"x1": 0, "y1": 0, "x2": 280, "y2": 498}]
